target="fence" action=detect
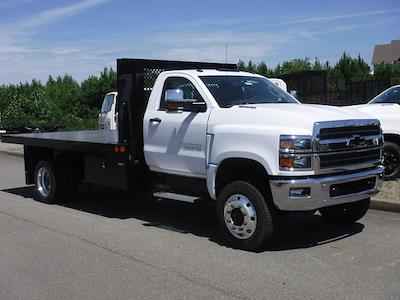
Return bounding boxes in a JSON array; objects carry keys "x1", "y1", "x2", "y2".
[
  {"x1": 279, "y1": 71, "x2": 328, "y2": 104},
  {"x1": 278, "y1": 71, "x2": 391, "y2": 106},
  {"x1": 344, "y1": 78, "x2": 391, "y2": 105}
]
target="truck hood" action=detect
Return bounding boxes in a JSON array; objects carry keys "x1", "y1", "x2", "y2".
[
  {"x1": 348, "y1": 103, "x2": 400, "y2": 134},
  {"x1": 209, "y1": 103, "x2": 375, "y2": 136},
  {"x1": 348, "y1": 103, "x2": 399, "y2": 116}
]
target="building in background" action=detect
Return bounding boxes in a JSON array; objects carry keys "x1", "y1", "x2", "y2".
[{"x1": 372, "y1": 40, "x2": 400, "y2": 70}]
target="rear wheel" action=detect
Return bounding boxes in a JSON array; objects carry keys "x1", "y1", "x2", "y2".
[
  {"x1": 34, "y1": 160, "x2": 79, "y2": 204},
  {"x1": 319, "y1": 198, "x2": 370, "y2": 224},
  {"x1": 217, "y1": 181, "x2": 276, "y2": 251},
  {"x1": 383, "y1": 142, "x2": 400, "y2": 180},
  {"x1": 34, "y1": 160, "x2": 63, "y2": 204}
]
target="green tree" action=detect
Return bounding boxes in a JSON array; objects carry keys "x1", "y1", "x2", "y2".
[
  {"x1": 237, "y1": 59, "x2": 246, "y2": 71},
  {"x1": 312, "y1": 58, "x2": 323, "y2": 71},
  {"x1": 81, "y1": 67, "x2": 117, "y2": 108},
  {"x1": 280, "y1": 58, "x2": 312, "y2": 74},
  {"x1": 256, "y1": 62, "x2": 268, "y2": 76},
  {"x1": 374, "y1": 64, "x2": 400, "y2": 85}
]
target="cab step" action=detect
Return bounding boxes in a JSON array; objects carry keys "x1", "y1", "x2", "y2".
[{"x1": 153, "y1": 192, "x2": 201, "y2": 203}]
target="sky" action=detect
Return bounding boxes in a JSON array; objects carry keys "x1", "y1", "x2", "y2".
[{"x1": 0, "y1": 0, "x2": 398, "y2": 84}]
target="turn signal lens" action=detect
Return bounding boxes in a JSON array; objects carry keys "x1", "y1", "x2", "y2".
[
  {"x1": 114, "y1": 145, "x2": 127, "y2": 153},
  {"x1": 119, "y1": 146, "x2": 126, "y2": 153},
  {"x1": 279, "y1": 155, "x2": 312, "y2": 170},
  {"x1": 280, "y1": 157, "x2": 294, "y2": 168}
]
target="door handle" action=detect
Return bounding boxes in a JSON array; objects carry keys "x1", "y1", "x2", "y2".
[{"x1": 149, "y1": 118, "x2": 161, "y2": 124}]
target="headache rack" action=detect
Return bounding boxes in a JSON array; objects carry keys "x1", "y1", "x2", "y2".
[{"x1": 117, "y1": 59, "x2": 238, "y2": 161}]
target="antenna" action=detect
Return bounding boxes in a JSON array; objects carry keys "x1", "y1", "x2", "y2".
[{"x1": 225, "y1": 43, "x2": 228, "y2": 63}]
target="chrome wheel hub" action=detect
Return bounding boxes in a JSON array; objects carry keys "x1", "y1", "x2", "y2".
[
  {"x1": 224, "y1": 194, "x2": 257, "y2": 239},
  {"x1": 37, "y1": 167, "x2": 51, "y2": 198}
]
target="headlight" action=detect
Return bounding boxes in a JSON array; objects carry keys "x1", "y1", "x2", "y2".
[
  {"x1": 280, "y1": 135, "x2": 312, "y2": 152},
  {"x1": 279, "y1": 135, "x2": 312, "y2": 170}
]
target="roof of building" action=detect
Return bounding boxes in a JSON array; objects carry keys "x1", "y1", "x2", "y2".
[{"x1": 372, "y1": 40, "x2": 400, "y2": 66}]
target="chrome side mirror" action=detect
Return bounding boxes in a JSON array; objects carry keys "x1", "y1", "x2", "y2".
[{"x1": 165, "y1": 89, "x2": 207, "y2": 112}]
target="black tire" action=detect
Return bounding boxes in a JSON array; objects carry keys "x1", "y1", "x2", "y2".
[
  {"x1": 319, "y1": 198, "x2": 370, "y2": 224},
  {"x1": 216, "y1": 181, "x2": 276, "y2": 251},
  {"x1": 383, "y1": 141, "x2": 400, "y2": 180},
  {"x1": 32, "y1": 127, "x2": 44, "y2": 133},
  {"x1": 34, "y1": 160, "x2": 65, "y2": 204}
]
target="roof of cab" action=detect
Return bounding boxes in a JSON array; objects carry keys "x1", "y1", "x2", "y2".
[{"x1": 160, "y1": 69, "x2": 264, "y2": 78}]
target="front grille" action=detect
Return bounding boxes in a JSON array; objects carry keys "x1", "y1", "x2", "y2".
[
  {"x1": 313, "y1": 120, "x2": 383, "y2": 171},
  {"x1": 330, "y1": 177, "x2": 376, "y2": 197},
  {"x1": 319, "y1": 125, "x2": 381, "y2": 140},
  {"x1": 319, "y1": 148, "x2": 381, "y2": 169}
]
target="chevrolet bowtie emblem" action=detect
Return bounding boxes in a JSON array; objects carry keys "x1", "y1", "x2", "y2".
[{"x1": 346, "y1": 134, "x2": 367, "y2": 147}]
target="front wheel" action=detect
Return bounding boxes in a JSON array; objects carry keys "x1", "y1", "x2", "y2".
[
  {"x1": 319, "y1": 198, "x2": 370, "y2": 224},
  {"x1": 216, "y1": 181, "x2": 276, "y2": 251},
  {"x1": 383, "y1": 141, "x2": 400, "y2": 180}
]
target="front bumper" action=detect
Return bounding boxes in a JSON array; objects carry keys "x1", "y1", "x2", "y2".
[{"x1": 269, "y1": 166, "x2": 384, "y2": 211}]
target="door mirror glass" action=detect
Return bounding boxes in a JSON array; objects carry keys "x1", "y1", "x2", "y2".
[{"x1": 165, "y1": 89, "x2": 184, "y2": 102}]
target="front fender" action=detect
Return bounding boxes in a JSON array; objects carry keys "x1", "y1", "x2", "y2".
[{"x1": 206, "y1": 150, "x2": 275, "y2": 200}]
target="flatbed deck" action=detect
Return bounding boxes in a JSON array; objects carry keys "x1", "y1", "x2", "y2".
[{"x1": 1, "y1": 130, "x2": 121, "y2": 154}]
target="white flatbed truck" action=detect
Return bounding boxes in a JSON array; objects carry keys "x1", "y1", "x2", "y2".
[{"x1": 3, "y1": 59, "x2": 384, "y2": 250}]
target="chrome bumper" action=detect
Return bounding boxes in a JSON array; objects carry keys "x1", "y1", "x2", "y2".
[{"x1": 269, "y1": 166, "x2": 384, "y2": 211}]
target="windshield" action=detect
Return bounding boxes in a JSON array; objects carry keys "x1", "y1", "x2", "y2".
[
  {"x1": 101, "y1": 94, "x2": 115, "y2": 113},
  {"x1": 200, "y1": 75, "x2": 297, "y2": 108},
  {"x1": 369, "y1": 86, "x2": 400, "y2": 104}
]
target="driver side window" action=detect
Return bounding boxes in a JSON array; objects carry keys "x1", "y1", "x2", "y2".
[{"x1": 160, "y1": 77, "x2": 203, "y2": 110}]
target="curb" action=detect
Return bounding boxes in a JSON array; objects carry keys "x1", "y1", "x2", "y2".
[
  {"x1": 0, "y1": 149, "x2": 24, "y2": 157},
  {"x1": 370, "y1": 199, "x2": 400, "y2": 213}
]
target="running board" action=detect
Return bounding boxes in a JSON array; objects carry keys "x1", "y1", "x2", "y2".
[{"x1": 153, "y1": 192, "x2": 201, "y2": 203}]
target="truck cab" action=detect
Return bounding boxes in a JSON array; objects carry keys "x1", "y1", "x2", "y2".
[{"x1": 98, "y1": 92, "x2": 118, "y2": 130}]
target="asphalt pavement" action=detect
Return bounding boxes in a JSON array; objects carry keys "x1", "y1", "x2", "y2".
[{"x1": 0, "y1": 153, "x2": 399, "y2": 299}]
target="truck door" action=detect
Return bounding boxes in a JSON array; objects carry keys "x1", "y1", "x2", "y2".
[{"x1": 144, "y1": 75, "x2": 210, "y2": 177}]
